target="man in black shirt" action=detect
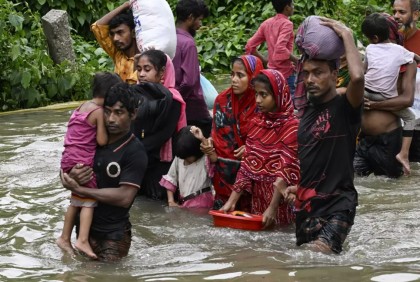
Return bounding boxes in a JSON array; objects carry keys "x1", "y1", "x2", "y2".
[
  {"x1": 287, "y1": 18, "x2": 364, "y2": 253},
  {"x1": 61, "y1": 83, "x2": 148, "y2": 261}
]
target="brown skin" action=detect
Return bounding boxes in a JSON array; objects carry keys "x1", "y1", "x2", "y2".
[
  {"x1": 289, "y1": 18, "x2": 364, "y2": 253},
  {"x1": 392, "y1": 0, "x2": 419, "y2": 40},
  {"x1": 96, "y1": 1, "x2": 138, "y2": 58},
  {"x1": 60, "y1": 101, "x2": 139, "y2": 209}
]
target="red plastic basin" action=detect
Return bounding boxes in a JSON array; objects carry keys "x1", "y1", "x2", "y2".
[{"x1": 209, "y1": 210, "x2": 264, "y2": 231}]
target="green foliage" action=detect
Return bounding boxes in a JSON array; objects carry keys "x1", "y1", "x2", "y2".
[
  {"x1": 0, "y1": 0, "x2": 408, "y2": 111},
  {"x1": 0, "y1": 0, "x2": 112, "y2": 111}
]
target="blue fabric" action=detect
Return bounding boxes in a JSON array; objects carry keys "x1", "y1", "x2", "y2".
[{"x1": 200, "y1": 74, "x2": 218, "y2": 109}]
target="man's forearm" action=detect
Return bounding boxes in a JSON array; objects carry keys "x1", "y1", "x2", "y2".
[
  {"x1": 96, "y1": 1, "x2": 130, "y2": 25},
  {"x1": 73, "y1": 184, "x2": 137, "y2": 208}
]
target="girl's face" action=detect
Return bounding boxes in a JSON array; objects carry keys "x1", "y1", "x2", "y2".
[
  {"x1": 254, "y1": 80, "x2": 277, "y2": 113},
  {"x1": 184, "y1": 156, "x2": 198, "y2": 165},
  {"x1": 136, "y1": 56, "x2": 163, "y2": 83},
  {"x1": 230, "y1": 61, "x2": 249, "y2": 96}
]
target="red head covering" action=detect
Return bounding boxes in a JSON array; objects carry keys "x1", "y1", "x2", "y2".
[
  {"x1": 211, "y1": 55, "x2": 263, "y2": 202},
  {"x1": 213, "y1": 55, "x2": 264, "y2": 148},
  {"x1": 239, "y1": 69, "x2": 300, "y2": 184}
]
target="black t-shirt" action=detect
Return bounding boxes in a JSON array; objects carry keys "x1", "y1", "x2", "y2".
[
  {"x1": 91, "y1": 133, "x2": 147, "y2": 240},
  {"x1": 295, "y1": 95, "x2": 361, "y2": 220}
]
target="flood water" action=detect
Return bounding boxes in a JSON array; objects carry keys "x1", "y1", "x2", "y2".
[{"x1": 1, "y1": 106, "x2": 420, "y2": 282}]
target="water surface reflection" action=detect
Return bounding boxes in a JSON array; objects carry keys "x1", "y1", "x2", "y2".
[{"x1": 0, "y1": 109, "x2": 419, "y2": 281}]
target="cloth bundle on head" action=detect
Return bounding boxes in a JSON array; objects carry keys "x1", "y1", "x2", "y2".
[{"x1": 294, "y1": 16, "x2": 345, "y2": 117}]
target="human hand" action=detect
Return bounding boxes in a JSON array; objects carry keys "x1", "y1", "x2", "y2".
[
  {"x1": 233, "y1": 145, "x2": 246, "y2": 160},
  {"x1": 219, "y1": 201, "x2": 235, "y2": 213},
  {"x1": 283, "y1": 185, "x2": 297, "y2": 205},
  {"x1": 68, "y1": 164, "x2": 93, "y2": 185},
  {"x1": 60, "y1": 169, "x2": 80, "y2": 192},
  {"x1": 190, "y1": 126, "x2": 204, "y2": 141},
  {"x1": 262, "y1": 206, "x2": 276, "y2": 229},
  {"x1": 364, "y1": 97, "x2": 377, "y2": 110},
  {"x1": 200, "y1": 138, "x2": 215, "y2": 155},
  {"x1": 319, "y1": 17, "x2": 351, "y2": 38}
]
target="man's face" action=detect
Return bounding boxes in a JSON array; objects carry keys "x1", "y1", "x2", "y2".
[
  {"x1": 104, "y1": 101, "x2": 133, "y2": 140},
  {"x1": 188, "y1": 15, "x2": 204, "y2": 37},
  {"x1": 303, "y1": 60, "x2": 337, "y2": 105},
  {"x1": 109, "y1": 24, "x2": 134, "y2": 52},
  {"x1": 393, "y1": 0, "x2": 418, "y2": 30}
]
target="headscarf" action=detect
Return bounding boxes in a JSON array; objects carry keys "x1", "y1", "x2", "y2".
[
  {"x1": 238, "y1": 69, "x2": 300, "y2": 185},
  {"x1": 162, "y1": 54, "x2": 187, "y2": 131},
  {"x1": 212, "y1": 55, "x2": 264, "y2": 150},
  {"x1": 211, "y1": 55, "x2": 263, "y2": 201},
  {"x1": 382, "y1": 12, "x2": 404, "y2": 46}
]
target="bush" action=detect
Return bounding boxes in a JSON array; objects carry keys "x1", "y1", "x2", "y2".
[{"x1": 0, "y1": 0, "x2": 112, "y2": 111}]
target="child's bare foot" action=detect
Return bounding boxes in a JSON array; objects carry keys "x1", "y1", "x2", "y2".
[
  {"x1": 396, "y1": 153, "x2": 411, "y2": 175},
  {"x1": 74, "y1": 240, "x2": 97, "y2": 259},
  {"x1": 56, "y1": 237, "x2": 74, "y2": 256}
]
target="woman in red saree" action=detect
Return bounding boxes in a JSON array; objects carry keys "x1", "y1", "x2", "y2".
[
  {"x1": 221, "y1": 69, "x2": 300, "y2": 226},
  {"x1": 206, "y1": 55, "x2": 264, "y2": 210}
]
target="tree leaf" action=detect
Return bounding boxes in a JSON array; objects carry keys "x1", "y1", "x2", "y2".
[
  {"x1": 8, "y1": 14, "x2": 24, "y2": 30},
  {"x1": 21, "y1": 72, "x2": 31, "y2": 89}
]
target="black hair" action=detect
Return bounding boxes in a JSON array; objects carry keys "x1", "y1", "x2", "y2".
[
  {"x1": 92, "y1": 72, "x2": 122, "y2": 98},
  {"x1": 104, "y1": 83, "x2": 139, "y2": 115},
  {"x1": 304, "y1": 58, "x2": 339, "y2": 73},
  {"x1": 271, "y1": 0, "x2": 293, "y2": 13},
  {"x1": 109, "y1": 10, "x2": 135, "y2": 30},
  {"x1": 251, "y1": 73, "x2": 274, "y2": 94},
  {"x1": 361, "y1": 13, "x2": 390, "y2": 42},
  {"x1": 391, "y1": 0, "x2": 419, "y2": 11},
  {"x1": 174, "y1": 126, "x2": 204, "y2": 159},
  {"x1": 138, "y1": 49, "x2": 167, "y2": 73},
  {"x1": 176, "y1": 0, "x2": 209, "y2": 22}
]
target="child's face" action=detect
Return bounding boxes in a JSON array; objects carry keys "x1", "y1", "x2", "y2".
[
  {"x1": 136, "y1": 56, "x2": 163, "y2": 83},
  {"x1": 184, "y1": 156, "x2": 198, "y2": 165},
  {"x1": 254, "y1": 80, "x2": 277, "y2": 113}
]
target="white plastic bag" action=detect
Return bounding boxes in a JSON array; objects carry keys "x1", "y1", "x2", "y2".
[{"x1": 130, "y1": 0, "x2": 177, "y2": 58}]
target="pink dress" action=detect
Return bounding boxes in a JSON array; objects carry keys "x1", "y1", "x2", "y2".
[{"x1": 61, "y1": 104, "x2": 101, "y2": 207}]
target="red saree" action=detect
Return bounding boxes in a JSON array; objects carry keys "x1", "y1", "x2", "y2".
[
  {"x1": 233, "y1": 69, "x2": 300, "y2": 225},
  {"x1": 211, "y1": 55, "x2": 264, "y2": 208}
]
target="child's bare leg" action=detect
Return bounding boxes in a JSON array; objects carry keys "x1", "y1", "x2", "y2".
[
  {"x1": 56, "y1": 205, "x2": 78, "y2": 255},
  {"x1": 74, "y1": 207, "x2": 97, "y2": 259},
  {"x1": 396, "y1": 136, "x2": 412, "y2": 175}
]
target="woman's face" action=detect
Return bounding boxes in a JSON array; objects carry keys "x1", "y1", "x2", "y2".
[
  {"x1": 136, "y1": 56, "x2": 163, "y2": 83},
  {"x1": 254, "y1": 80, "x2": 277, "y2": 113},
  {"x1": 230, "y1": 61, "x2": 249, "y2": 96}
]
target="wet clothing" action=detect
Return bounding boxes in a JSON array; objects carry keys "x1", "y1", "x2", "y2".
[
  {"x1": 160, "y1": 156, "x2": 214, "y2": 208},
  {"x1": 296, "y1": 209, "x2": 356, "y2": 254},
  {"x1": 61, "y1": 103, "x2": 101, "y2": 207},
  {"x1": 296, "y1": 95, "x2": 360, "y2": 221},
  {"x1": 409, "y1": 129, "x2": 420, "y2": 162},
  {"x1": 354, "y1": 127, "x2": 403, "y2": 178},
  {"x1": 233, "y1": 69, "x2": 299, "y2": 225},
  {"x1": 91, "y1": 23, "x2": 137, "y2": 84},
  {"x1": 211, "y1": 55, "x2": 264, "y2": 209},
  {"x1": 133, "y1": 83, "x2": 181, "y2": 200},
  {"x1": 89, "y1": 223, "x2": 132, "y2": 262},
  {"x1": 245, "y1": 13, "x2": 295, "y2": 79},
  {"x1": 173, "y1": 28, "x2": 210, "y2": 122},
  {"x1": 89, "y1": 133, "x2": 147, "y2": 243}
]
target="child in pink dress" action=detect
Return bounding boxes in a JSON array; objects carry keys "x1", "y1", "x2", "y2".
[
  {"x1": 56, "y1": 72, "x2": 121, "y2": 259},
  {"x1": 160, "y1": 126, "x2": 214, "y2": 208}
]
